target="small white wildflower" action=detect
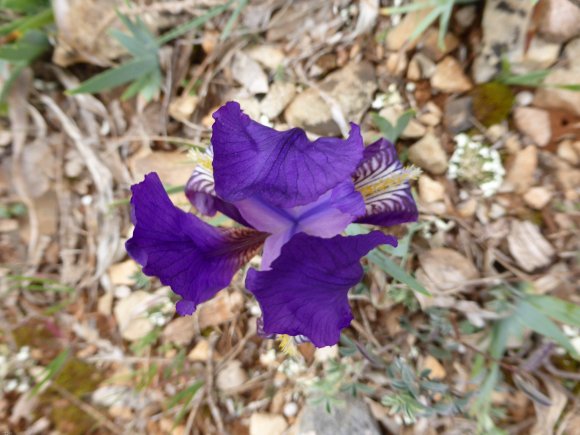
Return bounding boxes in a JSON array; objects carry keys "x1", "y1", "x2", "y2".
[
  {"x1": 283, "y1": 402, "x2": 298, "y2": 417},
  {"x1": 448, "y1": 134, "x2": 505, "y2": 197},
  {"x1": 371, "y1": 93, "x2": 388, "y2": 110},
  {"x1": 149, "y1": 311, "x2": 167, "y2": 326},
  {"x1": 16, "y1": 380, "x2": 30, "y2": 393},
  {"x1": 5, "y1": 379, "x2": 18, "y2": 392}
]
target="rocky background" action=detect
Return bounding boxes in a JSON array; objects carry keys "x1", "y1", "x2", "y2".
[{"x1": 0, "y1": 0, "x2": 579, "y2": 434}]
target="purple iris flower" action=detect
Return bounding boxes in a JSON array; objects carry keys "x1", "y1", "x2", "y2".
[{"x1": 126, "y1": 101, "x2": 419, "y2": 347}]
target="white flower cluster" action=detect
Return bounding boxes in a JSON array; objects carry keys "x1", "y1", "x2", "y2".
[
  {"x1": 1, "y1": 345, "x2": 34, "y2": 394},
  {"x1": 448, "y1": 134, "x2": 505, "y2": 197}
]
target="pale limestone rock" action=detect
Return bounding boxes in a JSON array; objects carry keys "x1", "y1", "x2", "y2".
[
  {"x1": 472, "y1": 0, "x2": 534, "y2": 83},
  {"x1": 523, "y1": 36, "x2": 562, "y2": 69},
  {"x1": 505, "y1": 145, "x2": 538, "y2": 193},
  {"x1": 408, "y1": 134, "x2": 448, "y2": 175},
  {"x1": 419, "y1": 175, "x2": 445, "y2": 203},
  {"x1": 386, "y1": 52, "x2": 408, "y2": 76},
  {"x1": 407, "y1": 53, "x2": 436, "y2": 81},
  {"x1": 285, "y1": 62, "x2": 377, "y2": 136},
  {"x1": 539, "y1": 0, "x2": 580, "y2": 43},
  {"x1": 250, "y1": 413, "x2": 288, "y2": 435},
  {"x1": 298, "y1": 397, "x2": 380, "y2": 435},
  {"x1": 260, "y1": 82, "x2": 296, "y2": 119},
  {"x1": 523, "y1": 187, "x2": 553, "y2": 209},
  {"x1": 457, "y1": 198, "x2": 477, "y2": 218},
  {"x1": 247, "y1": 45, "x2": 285, "y2": 70},
  {"x1": 534, "y1": 66, "x2": 580, "y2": 116},
  {"x1": 419, "y1": 27, "x2": 459, "y2": 62},
  {"x1": 162, "y1": 316, "x2": 196, "y2": 346},
  {"x1": 557, "y1": 140, "x2": 580, "y2": 165},
  {"x1": 385, "y1": 9, "x2": 432, "y2": 51},
  {"x1": 216, "y1": 360, "x2": 248, "y2": 392},
  {"x1": 513, "y1": 107, "x2": 552, "y2": 147},
  {"x1": 231, "y1": 51, "x2": 269, "y2": 94},
  {"x1": 114, "y1": 291, "x2": 155, "y2": 341},
  {"x1": 431, "y1": 57, "x2": 472, "y2": 93}
]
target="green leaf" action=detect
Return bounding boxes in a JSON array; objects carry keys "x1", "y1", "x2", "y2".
[
  {"x1": 0, "y1": 0, "x2": 48, "y2": 13},
  {"x1": 30, "y1": 349, "x2": 70, "y2": 396},
  {"x1": 515, "y1": 299, "x2": 579, "y2": 359},
  {"x1": 527, "y1": 295, "x2": 580, "y2": 328},
  {"x1": 394, "y1": 110, "x2": 415, "y2": 141},
  {"x1": 167, "y1": 380, "x2": 204, "y2": 426},
  {"x1": 372, "y1": 113, "x2": 396, "y2": 143},
  {"x1": 157, "y1": 0, "x2": 234, "y2": 45},
  {"x1": 438, "y1": 3, "x2": 453, "y2": 49},
  {"x1": 67, "y1": 56, "x2": 157, "y2": 95},
  {"x1": 407, "y1": 6, "x2": 440, "y2": 44},
  {"x1": 553, "y1": 83, "x2": 580, "y2": 92},
  {"x1": 221, "y1": 0, "x2": 248, "y2": 41},
  {"x1": 109, "y1": 29, "x2": 149, "y2": 57},
  {"x1": 0, "y1": 7, "x2": 53, "y2": 36},
  {"x1": 367, "y1": 250, "x2": 430, "y2": 296},
  {"x1": 0, "y1": 30, "x2": 49, "y2": 62}
]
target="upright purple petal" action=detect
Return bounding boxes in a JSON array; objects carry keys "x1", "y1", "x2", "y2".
[
  {"x1": 246, "y1": 231, "x2": 397, "y2": 347},
  {"x1": 354, "y1": 139, "x2": 419, "y2": 227},
  {"x1": 211, "y1": 101, "x2": 364, "y2": 208},
  {"x1": 185, "y1": 170, "x2": 252, "y2": 227},
  {"x1": 185, "y1": 147, "x2": 252, "y2": 227},
  {"x1": 126, "y1": 173, "x2": 266, "y2": 314}
]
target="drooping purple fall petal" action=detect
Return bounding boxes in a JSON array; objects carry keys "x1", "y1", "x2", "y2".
[
  {"x1": 245, "y1": 231, "x2": 397, "y2": 347},
  {"x1": 353, "y1": 138, "x2": 419, "y2": 227},
  {"x1": 126, "y1": 173, "x2": 266, "y2": 315},
  {"x1": 211, "y1": 101, "x2": 364, "y2": 208}
]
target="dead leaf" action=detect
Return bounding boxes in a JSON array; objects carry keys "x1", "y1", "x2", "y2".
[
  {"x1": 108, "y1": 259, "x2": 138, "y2": 286},
  {"x1": 531, "y1": 378, "x2": 567, "y2": 435},
  {"x1": 162, "y1": 316, "x2": 196, "y2": 346},
  {"x1": 417, "y1": 248, "x2": 479, "y2": 294},
  {"x1": 196, "y1": 291, "x2": 243, "y2": 329},
  {"x1": 130, "y1": 151, "x2": 193, "y2": 187},
  {"x1": 507, "y1": 220, "x2": 555, "y2": 272}
]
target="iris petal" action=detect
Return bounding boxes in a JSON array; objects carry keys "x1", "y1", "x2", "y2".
[
  {"x1": 235, "y1": 181, "x2": 365, "y2": 269},
  {"x1": 211, "y1": 101, "x2": 364, "y2": 208},
  {"x1": 245, "y1": 231, "x2": 397, "y2": 347},
  {"x1": 185, "y1": 147, "x2": 252, "y2": 227},
  {"x1": 354, "y1": 139, "x2": 419, "y2": 227},
  {"x1": 126, "y1": 173, "x2": 265, "y2": 314}
]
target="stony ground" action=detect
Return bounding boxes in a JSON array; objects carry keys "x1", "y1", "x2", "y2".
[{"x1": 1, "y1": 0, "x2": 579, "y2": 434}]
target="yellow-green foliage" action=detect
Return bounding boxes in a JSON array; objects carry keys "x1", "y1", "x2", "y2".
[
  {"x1": 39, "y1": 358, "x2": 105, "y2": 435},
  {"x1": 471, "y1": 82, "x2": 514, "y2": 127}
]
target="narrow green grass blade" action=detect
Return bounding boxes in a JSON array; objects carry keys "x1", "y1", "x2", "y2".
[
  {"x1": 438, "y1": 2, "x2": 453, "y2": 49},
  {"x1": 220, "y1": 0, "x2": 248, "y2": 41},
  {"x1": 407, "y1": 7, "x2": 441, "y2": 43},
  {"x1": 381, "y1": 2, "x2": 434, "y2": 15},
  {"x1": 368, "y1": 251, "x2": 431, "y2": 296},
  {"x1": 0, "y1": 7, "x2": 53, "y2": 36},
  {"x1": 515, "y1": 300, "x2": 579, "y2": 359},
  {"x1": 157, "y1": 0, "x2": 234, "y2": 45},
  {"x1": 67, "y1": 56, "x2": 157, "y2": 95},
  {"x1": 30, "y1": 349, "x2": 70, "y2": 396},
  {"x1": 527, "y1": 294, "x2": 580, "y2": 328}
]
